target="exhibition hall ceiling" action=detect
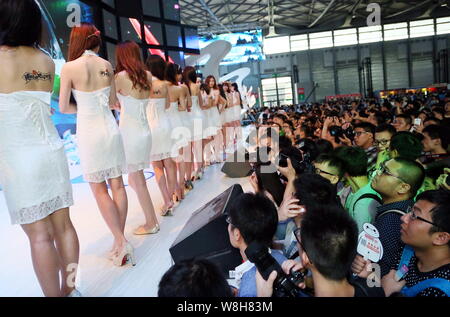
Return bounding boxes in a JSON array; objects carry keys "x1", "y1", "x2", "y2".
[{"x1": 179, "y1": 0, "x2": 450, "y2": 35}]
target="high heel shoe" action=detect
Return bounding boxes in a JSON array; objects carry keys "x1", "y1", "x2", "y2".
[
  {"x1": 184, "y1": 180, "x2": 194, "y2": 191},
  {"x1": 112, "y1": 243, "x2": 136, "y2": 267},
  {"x1": 161, "y1": 203, "x2": 174, "y2": 216},
  {"x1": 133, "y1": 224, "x2": 160, "y2": 235},
  {"x1": 173, "y1": 192, "x2": 183, "y2": 202}
]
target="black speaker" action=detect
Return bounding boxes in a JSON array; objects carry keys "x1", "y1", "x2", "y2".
[
  {"x1": 169, "y1": 184, "x2": 244, "y2": 277},
  {"x1": 221, "y1": 149, "x2": 253, "y2": 178}
]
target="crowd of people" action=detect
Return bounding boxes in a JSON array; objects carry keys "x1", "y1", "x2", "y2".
[
  {"x1": 159, "y1": 85, "x2": 450, "y2": 297},
  {"x1": 0, "y1": 0, "x2": 244, "y2": 297}
]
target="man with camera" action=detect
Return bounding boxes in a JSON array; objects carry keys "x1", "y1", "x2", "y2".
[
  {"x1": 255, "y1": 204, "x2": 385, "y2": 297},
  {"x1": 227, "y1": 192, "x2": 288, "y2": 297}
]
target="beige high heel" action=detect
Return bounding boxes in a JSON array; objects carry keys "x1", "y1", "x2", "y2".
[
  {"x1": 112, "y1": 243, "x2": 136, "y2": 267},
  {"x1": 133, "y1": 224, "x2": 160, "y2": 235}
]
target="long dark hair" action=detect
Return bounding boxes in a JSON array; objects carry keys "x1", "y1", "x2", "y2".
[
  {"x1": 115, "y1": 41, "x2": 150, "y2": 91},
  {"x1": 0, "y1": 0, "x2": 42, "y2": 47},
  {"x1": 146, "y1": 54, "x2": 166, "y2": 80},
  {"x1": 218, "y1": 84, "x2": 226, "y2": 100},
  {"x1": 182, "y1": 66, "x2": 197, "y2": 94},
  {"x1": 232, "y1": 82, "x2": 243, "y2": 108},
  {"x1": 165, "y1": 63, "x2": 180, "y2": 86}
]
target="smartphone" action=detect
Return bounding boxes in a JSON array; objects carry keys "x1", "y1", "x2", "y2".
[{"x1": 414, "y1": 118, "x2": 422, "y2": 126}]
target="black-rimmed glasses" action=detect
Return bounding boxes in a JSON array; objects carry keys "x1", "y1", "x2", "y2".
[
  {"x1": 377, "y1": 162, "x2": 407, "y2": 183},
  {"x1": 409, "y1": 208, "x2": 442, "y2": 229},
  {"x1": 315, "y1": 167, "x2": 336, "y2": 177}
]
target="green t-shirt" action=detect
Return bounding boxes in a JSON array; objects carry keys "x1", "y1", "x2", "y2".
[{"x1": 344, "y1": 182, "x2": 382, "y2": 233}]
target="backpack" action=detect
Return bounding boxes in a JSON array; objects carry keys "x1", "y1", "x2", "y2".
[
  {"x1": 375, "y1": 209, "x2": 406, "y2": 222},
  {"x1": 352, "y1": 193, "x2": 382, "y2": 211},
  {"x1": 396, "y1": 245, "x2": 450, "y2": 297}
]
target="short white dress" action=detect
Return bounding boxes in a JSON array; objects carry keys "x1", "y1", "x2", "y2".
[
  {"x1": 205, "y1": 90, "x2": 221, "y2": 137},
  {"x1": 189, "y1": 95, "x2": 207, "y2": 141},
  {"x1": 167, "y1": 101, "x2": 189, "y2": 152},
  {"x1": 0, "y1": 91, "x2": 73, "y2": 224},
  {"x1": 231, "y1": 92, "x2": 242, "y2": 122},
  {"x1": 147, "y1": 97, "x2": 176, "y2": 161},
  {"x1": 72, "y1": 86, "x2": 127, "y2": 183},
  {"x1": 117, "y1": 94, "x2": 151, "y2": 173}
]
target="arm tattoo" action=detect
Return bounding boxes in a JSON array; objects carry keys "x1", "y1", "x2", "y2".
[
  {"x1": 23, "y1": 70, "x2": 52, "y2": 84},
  {"x1": 100, "y1": 69, "x2": 111, "y2": 77}
]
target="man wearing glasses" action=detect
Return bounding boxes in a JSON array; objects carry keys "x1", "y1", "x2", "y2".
[
  {"x1": 256, "y1": 204, "x2": 385, "y2": 297},
  {"x1": 335, "y1": 146, "x2": 382, "y2": 233},
  {"x1": 371, "y1": 124, "x2": 396, "y2": 178},
  {"x1": 313, "y1": 153, "x2": 344, "y2": 187},
  {"x1": 353, "y1": 123, "x2": 377, "y2": 170},
  {"x1": 353, "y1": 158, "x2": 425, "y2": 278},
  {"x1": 382, "y1": 189, "x2": 450, "y2": 297}
]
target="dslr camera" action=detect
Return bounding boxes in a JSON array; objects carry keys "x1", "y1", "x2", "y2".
[{"x1": 245, "y1": 241, "x2": 306, "y2": 298}]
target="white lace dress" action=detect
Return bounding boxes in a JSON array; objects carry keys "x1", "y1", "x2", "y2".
[
  {"x1": 190, "y1": 96, "x2": 207, "y2": 141},
  {"x1": 204, "y1": 90, "x2": 221, "y2": 137},
  {"x1": 167, "y1": 101, "x2": 189, "y2": 153},
  {"x1": 147, "y1": 98, "x2": 176, "y2": 161},
  {"x1": 117, "y1": 94, "x2": 151, "y2": 173},
  {"x1": 0, "y1": 91, "x2": 73, "y2": 224},
  {"x1": 72, "y1": 86, "x2": 127, "y2": 182}
]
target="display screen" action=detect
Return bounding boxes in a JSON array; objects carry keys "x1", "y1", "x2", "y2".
[
  {"x1": 184, "y1": 27, "x2": 199, "y2": 50},
  {"x1": 198, "y1": 29, "x2": 263, "y2": 66},
  {"x1": 165, "y1": 24, "x2": 183, "y2": 47}
]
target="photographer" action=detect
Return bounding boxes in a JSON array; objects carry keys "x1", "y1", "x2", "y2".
[
  {"x1": 256, "y1": 204, "x2": 385, "y2": 297},
  {"x1": 227, "y1": 193, "x2": 287, "y2": 297}
]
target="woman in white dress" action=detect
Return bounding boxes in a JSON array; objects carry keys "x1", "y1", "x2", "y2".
[
  {"x1": 229, "y1": 83, "x2": 243, "y2": 151},
  {"x1": 176, "y1": 67, "x2": 195, "y2": 191},
  {"x1": 165, "y1": 63, "x2": 188, "y2": 202},
  {"x1": 114, "y1": 41, "x2": 159, "y2": 235},
  {"x1": 205, "y1": 75, "x2": 223, "y2": 164},
  {"x1": 182, "y1": 67, "x2": 208, "y2": 180},
  {"x1": 145, "y1": 55, "x2": 177, "y2": 216},
  {"x1": 59, "y1": 23, "x2": 134, "y2": 266},
  {"x1": 0, "y1": 0, "x2": 80, "y2": 296},
  {"x1": 218, "y1": 83, "x2": 229, "y2": 157}
]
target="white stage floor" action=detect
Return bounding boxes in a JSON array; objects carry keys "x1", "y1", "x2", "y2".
[{"x1": 0, "y1": 162, "x2": 252, "y2": 297}]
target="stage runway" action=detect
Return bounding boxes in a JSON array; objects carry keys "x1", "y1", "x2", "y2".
[{"x1": 0, "y1": 162, "x2": 252, "y2": 297}]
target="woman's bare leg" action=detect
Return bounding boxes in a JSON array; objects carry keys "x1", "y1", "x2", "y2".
[
  {"x1": 193, "y1": 139, "x2": 204, "y2": 177},
  {"x1": 163, "y1": 158, "x2": 177, "y2": 207},
  {"x1": 89, "y1": 182, "x2": 127, "y2": 252},
  {"x1": 21, "y1": 217, "x2": 62, "y2": 297},
  {"x1": 183, "y1": 143, "x2": 193, "y2": 183},
  {"x1": 128, "y1": 171, "x2": 159, "y2": 230},
  {"x1": 49, "y1": 208, "x2": 80, "y2": 296},
  {"x1": 175, "y1": 149, "x2": 185, "y2": 200},
  {"x1": 152, "y1": 160, "x2": 172, "y2": 210},
  {"x1": 107, "y1": 176, "x2": 128, "y2": 233}
]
